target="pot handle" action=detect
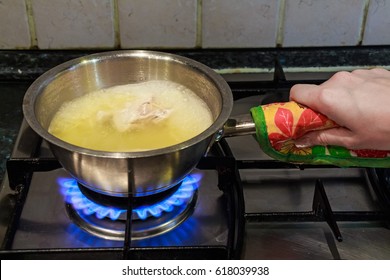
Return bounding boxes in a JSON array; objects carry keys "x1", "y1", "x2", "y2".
[
  {"x1": 219, "y1": 114, "x2": 256, "y2": 139},
  {"x1": 205, "y1": 114, "x2": 256, "y2": 155},
  {"x1": 249, "y1": 101, "x2": 390, "y2": 168},
  {"x1": 213, "y1": 101, "x2": 390, "y2": 167}
]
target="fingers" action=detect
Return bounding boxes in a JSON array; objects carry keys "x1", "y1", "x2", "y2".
[
  {"x1": 352, "y1": 67, "x2": 390, "y2": 79},
  {"x1": 289, "y1": 83, "x2": 341, "y2": 118},
  {"x1": 289, "y1": 84, "x2": 323, "y2": 111},
  {"x1": 290, "y1": 71, "x2": 353, "y2": 108},
  {"x1": 290, "y1": 73, "x2": 354, "y2": 123},
  {"x1": 294, "y1": 127, "x2": 356, "y2": 149},
  {"x1": 290, "y1": 68, "x2": 390, "y2": 151},
  {"x1": 291, "y1": 69, "x2": 390, "y2": 105}
]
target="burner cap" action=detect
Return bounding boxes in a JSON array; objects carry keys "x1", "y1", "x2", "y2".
[
  {"x1": 77, "y1": 181, "x2": 182, "y2": 210},
  {"x1": 59, "y1": 174, "x2": 201, "y2": 240}
]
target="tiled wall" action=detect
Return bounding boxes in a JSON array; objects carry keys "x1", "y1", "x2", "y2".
[{"x1": 0, "y1": 0, "x2": 388, "y2": 50}]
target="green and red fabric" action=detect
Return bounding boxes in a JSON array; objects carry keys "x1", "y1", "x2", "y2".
[{"x1": 250, "y1": 101, "x2": 390, "y2": 167}]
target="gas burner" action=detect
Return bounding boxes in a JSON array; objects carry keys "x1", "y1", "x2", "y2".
[
  {"x1": 76, "y1": 181, "x2": 184, "y2": 218},
  {"x1": 58, "y1": 174, "x2": 201, "y2": 240}
]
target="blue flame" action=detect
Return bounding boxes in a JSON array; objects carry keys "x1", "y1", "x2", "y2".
[{"x1": 58, "y1": 174, "x2": 201, "y2": 221}]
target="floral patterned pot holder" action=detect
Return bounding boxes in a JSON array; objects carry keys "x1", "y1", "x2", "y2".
[{"x1": 250, "y1": 101, "x2": 390, "y2": 168}]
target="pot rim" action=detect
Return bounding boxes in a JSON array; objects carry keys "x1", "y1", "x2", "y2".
[{"x1": 22, "y1": 50, "x2": 233, "y2": 159}]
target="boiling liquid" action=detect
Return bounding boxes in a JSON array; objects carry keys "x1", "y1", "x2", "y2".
[{"x1": 48, "y1": 80, "x2": 214, "y2": 152}]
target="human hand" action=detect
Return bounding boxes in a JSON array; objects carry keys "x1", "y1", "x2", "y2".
[{"x1": 289, "y1": 68, "x2": 390, "y2": 151}]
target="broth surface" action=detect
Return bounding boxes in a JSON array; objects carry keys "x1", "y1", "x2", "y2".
[{"x1": 48, "y1": 80, "x2": 213, "y2": 152}]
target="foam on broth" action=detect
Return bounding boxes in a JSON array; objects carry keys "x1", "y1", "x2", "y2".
[{"x1": 48, "y1": 80, "x2": 214, "y2": 152}]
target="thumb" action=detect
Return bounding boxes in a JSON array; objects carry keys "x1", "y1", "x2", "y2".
[{"x1": 294, "y1": 127, "x2": 355, "y2": 149}]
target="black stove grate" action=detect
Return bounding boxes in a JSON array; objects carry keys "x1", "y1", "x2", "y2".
[
  {"x1": 229, "y1": 55, "x2": 390, "y2": 243},
  {"x1": 219, "y1": 134, "x2": 390, "y2": 245},
  {"x1": 2, "y1": 53, "x2": 390, "y2": 259},
  {"x1": 0, "y1": 137, "x2": 245, "y2": 260},
  {"x1": 222, "y1": 56, "x2": 390, "y2": 242}
]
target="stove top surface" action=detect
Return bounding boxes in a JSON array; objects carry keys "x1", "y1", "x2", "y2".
[{"x1": 1, "y1": 48, "x2": 390, "y2": 260}]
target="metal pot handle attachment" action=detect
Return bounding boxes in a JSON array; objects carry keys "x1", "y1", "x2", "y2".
[
  {"x1": 205, "y1": 114, "x2": 256, "y2": 156},
  {"x1": 218, "y1": 114, "x2": 256, "y2": 139}
]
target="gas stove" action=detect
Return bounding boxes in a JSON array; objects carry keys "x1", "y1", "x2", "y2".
[
  {"x1": 1, "y1": 118, "x2": 243, "y2": 259},
  {"x1": 1, "y1": 48, "x2": 390, "y2": 259}
]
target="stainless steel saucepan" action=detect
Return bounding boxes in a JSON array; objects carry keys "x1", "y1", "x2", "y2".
[{"x1": 23, "y1": 50, "x2": 251, "y2": 197}]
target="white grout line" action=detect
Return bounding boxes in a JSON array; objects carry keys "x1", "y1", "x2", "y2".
[
  {"x1": 25, "y1": 0, "x2": 37, "y2": 48},
  {"x1": 358, "y1": 0, "x2": 371, "y2": 45},
  {"x1": 276, "y1": 0, "x2": 286, "y2": 47},
  {"x1": 196, "y1": 0, "x2": 203, "y2": 48},
  {"x1": 113, "y1": 0, "x2": 120, "y2": 48}
]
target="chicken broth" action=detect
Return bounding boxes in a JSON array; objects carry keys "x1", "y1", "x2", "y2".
[{"x1": 48, "y1": 80, "x2": 214, "y2": 152}]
